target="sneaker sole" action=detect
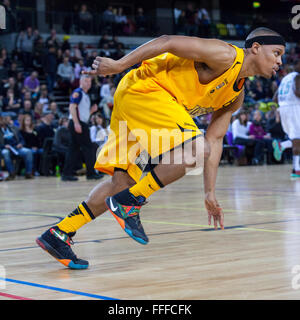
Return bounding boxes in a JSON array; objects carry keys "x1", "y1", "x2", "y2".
[
  {"x1": 105, "y1": 198, "x2": 148, "y2": 245},
  {"x1": 291, "y1": 174, "x2": 300, "y2": 178},
  {"x1": 36, "y1": 237, "x2": 89, "y2": 269}
]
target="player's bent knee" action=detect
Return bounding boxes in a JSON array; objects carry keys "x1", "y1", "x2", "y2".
[{"x1": 112, "y1": 170, "x2": 136, "y2": 190}]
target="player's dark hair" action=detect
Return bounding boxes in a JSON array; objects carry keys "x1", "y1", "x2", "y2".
[{"x1": 246, "y1": 27, "x2": 281, "y2": 40}]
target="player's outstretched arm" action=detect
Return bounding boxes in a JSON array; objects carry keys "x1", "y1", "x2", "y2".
[
  {"x1": 83, "y1": 35, "x2": 235, "y2": 77},
  {"x1": 204, "y1": 90, "x2": 244, "y2": 230}
]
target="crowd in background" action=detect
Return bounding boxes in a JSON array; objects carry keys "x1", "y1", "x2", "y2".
[{"x1": 0, "y1": 17, "x2": 300, "y2": 180}]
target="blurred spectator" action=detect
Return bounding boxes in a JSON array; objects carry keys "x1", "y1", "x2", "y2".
[
  {"x1": 135, "y1": 7, "x2": 147, "y2": 35},
  {"x1": 99, "y1": 43, "x2": 111, "y2": 58},
  {"x1": 0, "y1": 48, "x2": 11, "y2": 68},
  {"x1": 35, "y1": 111, "x2": 55, "y2": 149},
  {"x1": 0, "y1": 114, "x2": 33, "y2": 180},
  {"x1": 249, "y1": 110, "x2": 274, "y2": 164},
  {"x1": 74, "y1": 42, "x2": 87, "y2": 61},
  {"x1": 20, "y1": 99, "x2": 34, "y2": 118},
  {"x1": 90, "y1": 112, "x2": 108, "y2": 164},
  {"x1": 98, "y1": 33, "x2": 110, "y2": 49},
  {"x1": 73, "y1": 59, "x2": 88, "y2": 88},
  {"x1": 0, "y1": 58, "x2": 8, "y2": 84},
  {"x1": 48, "y1": 101, "x2": 63, "y2": 123},
  {"x1": 115, "y1": 7, "x2": 128, "y2": 34},
  {"x1": 102, "y1": 5, "x2": 116, "y2": 33},
  {"x1": 78, "y1": 4, "x2": 93, "y2": 34},
  {"x1": 52, "y1": 116, "x2": 71, "y2": 172},
  {"x1": 185, "y1": 3, "x2": 198, "y2": 36},
  {"x1": 99, "y1": 85, "x2": 115, "y2": 121},
  {"x1": 20, "y1": 113, "x2": 42, "y2": 175},
  {"x1": 3, "y1": 76, "x2": 20, "y2": 98},
  {"x1": 3, "y1": 88, "x2": 21, "y2": 115},
  {"x1": 7, "y1": 61, "x2": 18, "y2": 78},
  {"x1": 38, "y1": 86, "x2": 50, "y2": 112},
  {"x1": 57, "y1": 56, "x2": 74, "y2": 93},
  {"x1": 45, "y1": 29, "x2": 60, "y2": 50},
  {"x1": 61, "y1": 36, "x2": 71, "y2": 52},
  {"x1": 43, "y1": 46, "x2": 58, "y2": 94},
  {"x1": 86, "y1": 50, "x2": 98, "y2": 67},
  {"x1": 23, "y1": 71, "x2": 40, "y2": 98},
  {"x1": 16, "y1": 27, "x2": 36, "y2": 69},
  {"x1": 266, "y1": 109, "x2": 286, "y2": 141},
  {"x1": 33, "y1": 101, "x2": 43, "y2": 123}
]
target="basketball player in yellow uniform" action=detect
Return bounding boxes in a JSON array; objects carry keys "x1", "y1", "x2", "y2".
[{"x1": 36, "y1": 27, "x2": 285, "y2": 269}]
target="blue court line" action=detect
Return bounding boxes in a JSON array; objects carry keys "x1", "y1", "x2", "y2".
[{"x1": 0, "y1": 277, "x2": 119, "y2": 300}]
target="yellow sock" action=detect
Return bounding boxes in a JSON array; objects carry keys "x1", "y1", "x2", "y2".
[
  {"x1": 129, "y1": 170, "x2": 163, "y2": 199},
  {"x1": 57, "y1": 202, "x2": 95, "y2": 234}
]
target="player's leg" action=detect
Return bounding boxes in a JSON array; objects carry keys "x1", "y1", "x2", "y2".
[
  {"x1": 291, "y1": 139, "x2": 300, "y2": 177},
  {"x1": 36, "y1": 170, "x2": 136, "y2": 269},
  {"x1": 105, "y1": 136, "x2": 209, "y2": 245}
]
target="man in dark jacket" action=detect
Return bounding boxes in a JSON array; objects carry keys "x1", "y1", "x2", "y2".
[{"x1": 0, "y1": 115, "x2": 33, "y2": 180}]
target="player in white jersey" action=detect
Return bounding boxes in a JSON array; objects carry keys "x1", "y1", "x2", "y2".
[{"x1": 275, "y1": 60, "x2": 300, "y2": 177}]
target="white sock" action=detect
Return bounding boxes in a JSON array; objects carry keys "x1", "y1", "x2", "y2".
[
  {"x1": 293, "y1": 155, "x2": 300, "y2": 171},
  {"x1": 280, "y1": 140, "x2": 292, "y2": 151}
]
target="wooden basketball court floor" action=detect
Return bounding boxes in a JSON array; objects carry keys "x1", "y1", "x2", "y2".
[{"x1": 1, "y1": 164, "x2": 300, "y2": 300}]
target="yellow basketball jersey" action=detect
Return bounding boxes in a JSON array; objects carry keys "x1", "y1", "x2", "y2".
[{"x1": 120, "y1": 44, "x2": 245, "y2": 117}]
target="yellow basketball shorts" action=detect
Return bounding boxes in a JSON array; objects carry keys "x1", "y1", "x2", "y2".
[{"x1": 94, "y1": 87, "x2": 202, "y2": 183}]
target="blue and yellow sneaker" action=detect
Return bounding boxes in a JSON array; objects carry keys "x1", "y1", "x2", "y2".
[
  {"x1": 272, "y1": 140, "x2": 283, "y2": 161},
  {"x1": 105, "y1": 195, "x2": 148, "y2": 245},
  {"x1": 36, "y1": 226, "x2": 89, "y2": 269}
]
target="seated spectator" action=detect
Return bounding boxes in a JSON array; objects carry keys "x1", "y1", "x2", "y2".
[
  {"x1": 0, "y1": 58, "x2": 8, "y2": 84},
  {"x1": 249, "y1": 110, "x2": 274, "y2": 164},
  {"x1": 112, "y1": 43, "x2": 125, "y2": 60},
  {"x1": 78, "y1": 4, "x2": 93, "y2": 34},
  {"x1": 232, "y1": 109, "x2": 264, "y2": 165},
  {"x1": 0, "y1": 114, "x2": 34, "y2": 180},
  {"x1": 266, "y1": 109, "x2": 286, "y2": 141},
  {"x1": 252, "y1": 79, "x2": 266, "y2": 101},
  {"x1": 20, "y1": 99, "x2": 34, "y2": 118},
  {"x1": 99, "y1": 43, "x2": 111, "y2": 58},
  {"x1": 73, "y1": 59, "x2": 88, "y2": 88},
  {"x1": 52, "y1": 116, "x2": 71, "y2": 172},
  {"x1": 20, "y1": 113, "x2": 42, "y2": 175},
  {"x1": 0, "y1": 48, "x2": 11, "y2": 68},
  {"x1": 35, "y1": 111, "x2": 55, "y2": 149},
  {"x1": 23, "y1": 71, "x2": 40, "y2": 98},
  {"x1": 3, "y1": 77, "x2": 21, "y2": 98},
  {"x1": 90, "y1": 112, "x2": 108, "y2": 149},
  {"x1": 38, "y1": 86, "x2": 50, "y2": 112},
  {"x1": 7, "y1": 62, "x2": 18, "y2": 78},
  {"x1": 33, "y1": 101, "x2": 43, "y2": 123},
  {"x1": 99, "y1": 85, "x2": 115, "y2": 121},
  {"x1": 57, "y1": 56, "x2": 74, "y2": 93},
  {"x1": 74, "y1": 42, "x2": 87, "y2": 61},
  {"x1": 48, "y1": 101, "x2": 63, "y2": 125},
  {"x1": 3, "y1": 88, "x2": 21, "y2": 115},
  {"x1": 98, "y1": 33, "x2": 110, "y2": 49},
  {"x1": 61, "y1": 35, "x2": 71, "y2": 52},
  {"x1": 86, "y1": 50, "x2": 98, "y2": 67}
]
